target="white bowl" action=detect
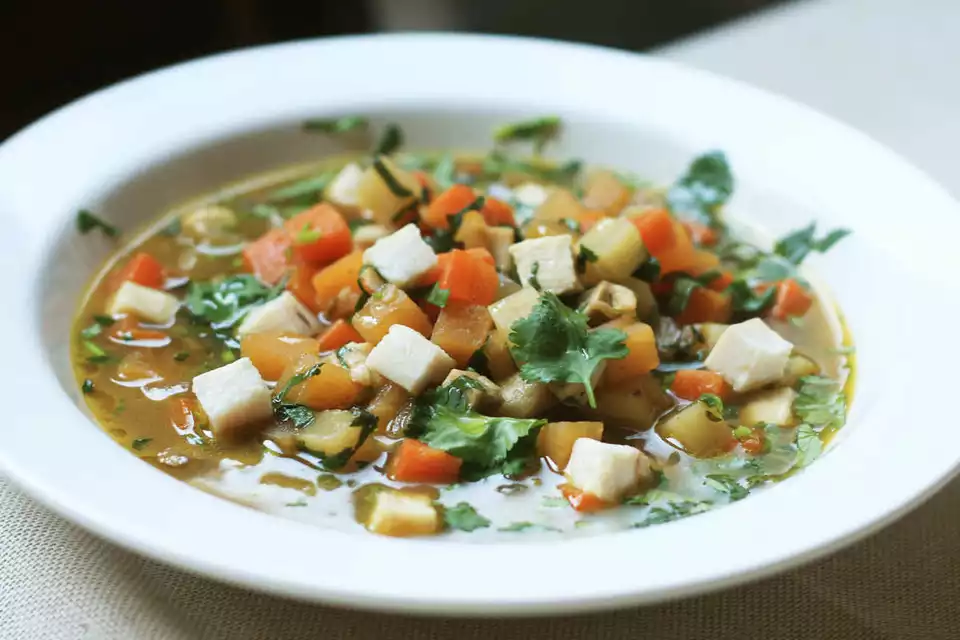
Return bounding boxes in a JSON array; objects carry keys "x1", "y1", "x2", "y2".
[{"x1": 2, "y1": 34, "x2": 959, "y2": 616}]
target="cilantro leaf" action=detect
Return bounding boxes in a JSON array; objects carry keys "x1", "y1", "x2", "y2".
[
  {"x1": 266, "y1": 173, "x2": 334, "y2": 204},
  {"x1": 774, "y1": 223, "x2": 851, "y2": 265},
  {"x1": 426, "y1": 284, "x2": 450, "y2": 307},
  {"x1": 432, "y1": 154, "x2": 457, "y2": 189},
  {"x1": 81, "y1": 379, "x2": 95, "y2": 394},
  {"x1": 374, "y1": 123, "x2": 403, "y2": 156},
  {"x1": 666, "y1": 151, "x2": 733, "y2": 227},
  {"x1": 795, "y1": 424, "x2": 823, "y2": 467},
  {"x1": 372, "y1": 157, "x2": 413, "y2": 197},
  {"x1": 493, "y1": 116, "x2": 561, "y2": 153},
  {"x1": 131, "y1": 437, "x2": 152, "y2": 451},
  {"x1": 185, "y1": 275, "x2": 285, "y2": 329},
  {"x1": 794, "y1": 375, "x2": 846, "y2": 430},
  {"x1": 442, "y1": 502, "x2": 491, "y2": 532},
  {"x1": 294, "y1": 223, "x2": 323, "y2": 245},
  {"x1": 302, "y1": 116, "x2": 368, "y2": 134},
  {"x1": 76, "y1": 210, "x2": 119, "y2": 238},
  {"x1": 508, "y1": 291, "x2": 627, "y2": 408},
  {"x1": 632, "y1": 500, "x2": 713, "y2": 528},
  {"x1": 703, "y1": 474, "x2": 749, "y2": 501}
]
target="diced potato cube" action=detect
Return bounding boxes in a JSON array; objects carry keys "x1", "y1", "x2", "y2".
[
  {"x1": 704, "y1": 318, "x2": 793, "y2": 392},
  {"x1": 580, "y1": 281, "x2": 638, "y2": 326},
  {"x1": 366, "y1": 324, "x2": 456, "y2": 394},
  {"x1": 192, "y1": 357, "x2": 273, "y2": 440},
  {"x1": 565, "y1": 439, "x2": 648, "y2": 502},
  {"x1": 326, "y1": 162, "x2": 364, "y2": 207},
  {"x1": 362, "y1": 224, "x2": 437, "y2": 287},
  {"x1": 488, "y1": 287, "x2": 540, "y2": 340},
  {"x1": 509, "y1": 235, "x2": 581, "y2": 295},
  {"x1": 585, "y1": 374, "x2": 672, "y2": 431},
  {"x1": 441, "y1": 369, "x2": 501, "y2": 411},
  {"x1": 237, "y1": 291, "x2": 321, "y2": 338},
  {"x1": 354, "y1": 156, "x2": 422, "y2": 224},
  {"x1": 296, "y1": 409, "x2": 366, "y2": 457},
  {"x1": 498, "y1": 373, "x2": 556, "y2": 418},
  {"x1": 537, "y1": 421, "x2": 603, "y2": 470},
  {"x1": 365, "y1": 489, "x2": 442, "y2": 537},
  {"x1": 107, "y1": 281, "x2": 179, "y2": 324},
  {"x1": 577, "y1": 218, "x2": 647, "y2": 285},
  {"x1": 739, "y1": 386, "x2": 798, "y2": 427},
  {"x1": 431, "y1": 303, "x2": 493, "y2": 368},
  {"x1": 485, "y1": 226, "x2": 515, "y2": 271},
  {"x1": 582, "y1": 170, "x2": 631, "y2": 216},
  {"x1": 657, "y1": 402, "x2": 735, "y2": 458},
  {"x1": 365, "y1": 382, "x2": 410, "y2": 434},
  {"x1": 482, "y1": 331, "x2": 517, "y2": 381},
  {"x1": 534, "y1": 188, "x2": 583, "y2": 221}
]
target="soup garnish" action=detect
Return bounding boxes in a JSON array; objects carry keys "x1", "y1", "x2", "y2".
[{"x1": 73, "y1": 117, "x2": 851, "y2": 538}]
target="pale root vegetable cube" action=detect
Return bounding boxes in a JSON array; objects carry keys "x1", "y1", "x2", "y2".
[
  {"x1": 441, "y1": 369, "x2": 501, "y2": 411},
  {"x1": 297, "y1": 409, "x2": 365, "y2": 457},
  {"x1": 514, "y1": 182, "x2": 550, "y2": 209},
  {"x1": 485, "y1": 226, "x2": 515, "y2": 271},
  {"x1": 366, "y1": 325, "x2": 456, "y2": 394},
  {"x1": 237, "y1": 291, "x2": 321, "y2": 338},
  {"x1": 362, "y1": 224, "x2": 438, "y2": 287},
  {"x1": 482, "y1": 331, "x2": 517, "y2": 381},
  {"x1": 782, "y1": 353, "x2": 820, "y2": 386},
  {"x1": 366, "y1": 383, "x2": 411, "y2": 434},
  {"x1": 585, "y1": 374, "x2": 672, "y2": 432},
  {"x1": 704, "y1": 318, "x2": 793, "y2": 392},
  {"x1": 579, "y1": 281, "x2": 638, "y2": 326},
  {"x1": 365, "y1": 490, "x2": 442, "y2": 537},
  {"x1": 355, "y1": 157, "x2": 421, "y2": 224},
  {"x1": 550, "y1": 362, "x2": 606, "y2": 406},
  {"x1": 498, "y1": 373, "x2": 556, "y2": 418},
  {"x1": 107, "y1": 281, "x2": 180, "y2": 323},
  {"x1": 192, "y1": 357, "x2": 273, "y2": 440},
  {"x1": 739, "y1": 387, "x2": 798, "y2": 427},
  {"x1": 695, "y1": 323, "x2": 729, "y2": 351},
  {"x1": 533, "y1": 188, "x2": 583, "y2": 221},
  {"x1": 352, "y1": 224, "x2": 390, "y2": 249},
  {"x1": 582, "y1": 170, "x2": 632, "y2": 216},
  {"x1": 325, "y1": 162, "x2": 364, "y2": 207},
  {"x1": 620, "y1": 277, "x2": 658, "y2": 322},
  {"x1": 488, "y1": 287, "x2": 540, "y2": 340},
  {"x1": 656, "y1": 402, "x2": 735, "y2": 458},
  {"x1": 335, "y1": 341, "x2": 381, "y2": 387},
  {"x1": 509, "y1": 235, "x2": 581, "y2": 295},
  {"x1": 565, "y1": 439, "x2": 647, "y2": 502},
  {"x1": 577, "y1": 218, "x2": 647, "y2": 285},
  {"x1": 538, "y1": 421, "x2": 603, "y2": 470},
  {"x1": 182, "y1": 205, "x2": 237, "y2": 240}
]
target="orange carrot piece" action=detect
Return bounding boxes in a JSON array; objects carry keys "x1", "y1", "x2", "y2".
[
  {"x1": 114, "y1": 252, "x2": 165, "y2": 289},
  {"x1": 682, "y1": 221, "x2": 718, "y2": 247},
  {"x1": 423, "y1": 184, "x2": 477, "y2": 230},
  {"x1": 675, "y1": 287, "x2": 732, "y2": 325},
  {"x1": 312, "y1": 251, "x2": 364, "y2": 312},
  {"x1": 770, "y1": 279, "x2": 814, "y2": 320},
  {"x1": 284, "y1": 203, "x2": 353, "y2": 264},
  {"x1": 243, "y1": 228, "x2": 291, "y2": 285},
  {"x1": 480, "y1": 197, "x2": 516, "y2": 227},
  {"x1": 437, "y1": 249, "x2": 499, "y2": 306},
  {"x1": 706, "y1": 270, "x2": 734, "y2": 292},
  {"x1": 631, "y1": 209, "x2": 677, "y2": 255},
  {"x1": 389, "y1": 439, "x2": 462, "y2": 484},
  {"x1": 286, "y1": 262, "x2": 321, "y2": 312},
  {"x1": 317, "y1": 319, "x2": 364, "y2": 352},
  {"x1": 417, "y1": 247, "x2": 495, "y2": 287},
  {"x1": 169, "y1": 397, "x2": 197, "y2": 432},
  {"x1": 604, "y1": 323, "x2": 659, "y2": 384},
  {"x1": 559, "y1": 484, "x2": 611, "y2": 513},
  {"x1": 670, "y1": 369, "x2": 732, "y2": 401},
  {"x1": 656, "y1": 221, "x2": 698, "y2": 275},
  {"x1": 279, "y1": 354, "x2": 362, "y2": 410}
]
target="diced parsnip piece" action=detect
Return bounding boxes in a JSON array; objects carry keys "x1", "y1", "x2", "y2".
[
  {"x1": 354, "y1": 156, "x2": 422, "y2": 224},
  {"x1": 364, "y1": 489, "x2": 442, "y2": 537},
  {"x1": 577, "y1": 218, "x2": 647, "y2": 285},
  {"x1": 366, "y1": 325, "x2": 456, "y2": 395},
  {"x1": 580, "y1": 281, "x2": 637, "y2": 326},
  {"x1": 352, "y1": 433, "x2": 385, "y2": 464},
  {"x1": 695, "y1": 323, "x2": 729, "y2": 351},
  {"x1": 182, "y1": 205, "x2": 237, "y2": 240},
  {"x1": 335, "y1": 341, "x2": 381, "y2": 387},
  {"x1": 509, "y1": 235, "x2": 581, "y2": 295},
  {"x1": 704, "y1": 318, "x2": 793, "y2": 392},
  {"x1": 362, "y1": 224, "x2": 437, "y2": 287},
  {"x1": 278, "y1": 353, "x2": 363, "y2": 410},
  {"x1": 585, "y1": 374, "x2": 672, "y2": 431},
  {"x1": 453, "y1": 210, "x2": 488, "y2": 249},
  {"x1": 657, "y1": 402, "x2": 736, "y2": 458},
  {"x1": 582, "y1": 170, "x2": 632, "y2": 216},
  {"x1": 297, "y1": 409, "x2": 366, "y2": 457},
  {"x1": 551, "y1": 362, "x2": 606, "y2": 406},
  {"x1": 240, "y1": 332, "x2": 319, "y2": 380},
  {"x1": 352, "y1": 284, "x2": 433, "y2": 344},
  {"x1": 107, "y1": 281, "x2": 179, "y2": 323},
  {"x1": 498, "y1": 373, "x2": 556, "y2": 418},
  {"x1": 325, "y1": 162, "x2": 364, "y2": 207},
  {"x1": 565, "y1": 439, "x2": 649, "y2": 502},
  {"x1": 495, "y1": 273, "x2": 523, "y2": 301},
  {"x1": 485, "y1": 226, "x2": 515, "y2": 272},
  {"x1": 619, "y1": 277, "x2": 658, "y2": 322},
  {"x1": 514, "y1": 182, "x2": 550, "y2": 209},
  {"x1": 366, "y1": 382, "x2": 410, "y2": 434},
  {"x1": 441, "y1": 369, "x2": 502, "y2": 411},
  {"x1": 482, "y1": 331, "x2": 517, "y2": 381},
  {"x1": 603, "y1": 322, "x2": 659, "y2": 384},
  {"x1": 352, "y1": 224, "x2": 390, "y2": 249},
  {"x1": 488, "y1": 287, "x2": 540, "y2": 340},
  {"x1": 533, "y1": 188, "x2": 583, "y2": 221},
  {"x1": 192, "y1": 357, "x2": 273, "y2": 440},
  {"x1": 739, "y1": 386, "x2": 798, "y2": 427},
  {"x1": 431, "y1": 303, "x2": 493, "y2": 368},
  {"x1": 522, "y1": 220, "x2": 573, "y2": 240},
  {"x1": 237, "y1": 291, "x2": 322, "y2": 338},
  {"x1": 537, "y1": 421, "x2": 603, "y2": 470},
  {"x1": 782, "y1": 352, "x2": 821, "y2": 386}
]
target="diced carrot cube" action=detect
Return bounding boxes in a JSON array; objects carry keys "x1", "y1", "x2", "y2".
[
  {"x1": 284, "y1": 203, "x2": 353, "y2": 264},
  {"x1": 675, "y1": 287, "x2": 732, "y2": 325},
  {"x1": 389, "y1": 439, "x2": 462, "y2": 484},
  {"x1": 670, "y1": 369, "x2": 732, "y2": 401},
  {"x1": 630, "y1": 209, "x2": 677, "y2": 255},
  {"x1": 423, "y1": 184, "x2": 477, "y2": 230},
  {"x1": 437, "y1": 249, "x2": 499, "y2": 307},
  {"x1": 243, "y1": 228, "x2": 291, "y2": 285},
  {"x1": 559, "y1": 484, "x2": 611, "y2": 513},
  {"x1": 480, "y1": 197, "x2": 516, "y2": 227},
  {"x1": 113, "y1": 252, "x2": 165, "y2": 289},
  {"x1": 312, "y1": 251, "x2": 364, "y2": 312},
  {"x1": 317, "y1": 319, "x2": 363, "y2": 352},
  {"x1": 770, "y1": 279, "x2": 814, "y2": 320}
]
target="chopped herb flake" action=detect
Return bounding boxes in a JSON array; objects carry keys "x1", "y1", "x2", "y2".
[{"x1": 76, "y1": 210, "x2": 119, "y2": 237}]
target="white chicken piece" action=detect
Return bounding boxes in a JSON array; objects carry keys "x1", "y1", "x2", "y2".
[
  {"x1": 509, "y1": 235, "x2": 581, "y2": 295},
  {"x1": 704, "y1": 318, "x2": 793, "y2": 392},
  {"x1": 366, "y1": 324, "x2": 456, "y2": 394},
  {"x1": 362, "y1": 224, "x2": 438, "y2": 287},
  {"x1": 325, "y1": 162, "x2": 364, "y2": 207},
  {"x1": 236, "y1": 291, "x2": 321, "y2": 338},
  {"x1": 565, "y1": 438, "x2": 649, "y2": 503},
  {"x1": 107, "y1": 281, "x2": 179, "y2": 324},
  {"x1": 191, "y1": 357, "x2": 273, "y2": 440}
]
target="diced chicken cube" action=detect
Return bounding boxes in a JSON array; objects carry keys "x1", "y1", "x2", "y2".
[
  {"x1": 107, "y1": 281, "x2": 179, "y2": 323},
  {"x1": 366, "y1": 324, "x2": 456, "y2": 394},
  {"x1": 325, "y1": 162, "x2": 364, "y2": 207},
  {"x1": 704, "y1": 318, "x2": 793, "y2": 392},
  {"x1": 335, "y1": 341, "x2": 381, "y2": 387},
  {"x1": 192, "y1": 357, "x2": 273, "y2": 440},
  {"x1": 509, "y1": 235, "x2": 581, "y2": 295},
  {"x1": 352, "y1": 224, "x2": 390, "y2": 249},
  {"x1": 441, "y1": 369, "x2": 501, "y2": 411},
  {"x1": 237, "y1": 291, "x2": 321, "y2": 338},
  {"x1": 565, "y1": 438, "x2": 649, "y2": 502},
  {"x1": 739, "y1": 387, "x2": 798, "y2": 427},
  {"x1": 487, "y1": 287, "x2": 540, "y2": 339},
  {"x1": 365, "y1": 489, "x2": 442, "y2": 537},
  {"x1": 362, "y1": 224, "x2": 438, "y2": 287}
]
